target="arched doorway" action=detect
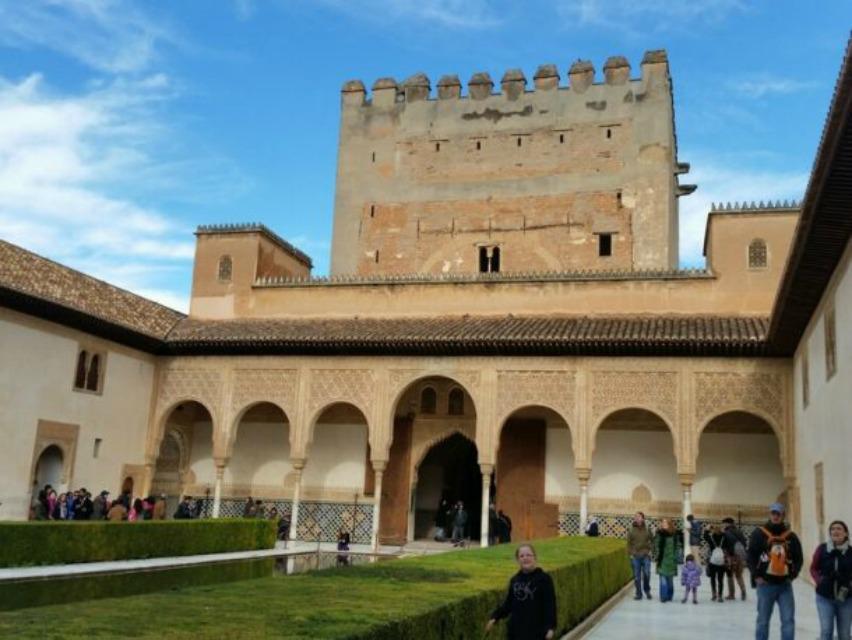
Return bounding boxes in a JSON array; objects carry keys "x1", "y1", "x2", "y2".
[
  {"x1": 304, "y1": 403, "x2": 370, "y2": 542},
  {"x1": 497, "y1": 406, "x2": 573, "y2": 540},
  {"x1": 590, "y1": 408, "x2": 679, "y2": 534},
  {"x1": 154, "y1": 401, "x2": 215, "y2": 516},
  {"x1": 33, "y1": 445, "x2": 64, "y2": 492},
  {"x1": 413, "y1": 433, "x2": 481, "y2": 540},
  {"x1": 380, "y1": 376, "x2": 477, "y2": 545},
  {"x1": 694, "y1": 411, "x2": 785, "y2": 526}
]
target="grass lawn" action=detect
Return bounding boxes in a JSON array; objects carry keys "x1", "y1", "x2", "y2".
[{"x1": 0, "y1": 536, "x2": 629, "y2": 639}]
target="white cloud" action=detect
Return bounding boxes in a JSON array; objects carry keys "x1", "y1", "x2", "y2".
[
  {"x1": 557, "y1": 0, "x2": 745, "y2": 33},
  {"x1": 730, "y1": 75, "x2": 817, "y2": 99},
  {"x1": 314, "y1": 0, "x2": 502, "y2": 29},
  {"x1": 0, "y1": 0, "x2": 178, "y2": 74},
  {"x1": 0, "y1": 72, "x2": 197, "y2": 310},
  {"x1": 678, "y1": 155, "x2": 808, "y2": 267}
]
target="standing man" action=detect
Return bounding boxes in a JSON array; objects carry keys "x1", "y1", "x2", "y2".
[
  {"x1": 451, "y1": 501, "x2": 468, "y2": 547},
  {"x1": 687, "y1": 514, "x2": 703, "y2": 563},
  {"x1": 748, "y1": 503, "x2": 803, "y2": 640},
  {"x1": 627, "y1": 511, "x2": 653, "y2": 600}
]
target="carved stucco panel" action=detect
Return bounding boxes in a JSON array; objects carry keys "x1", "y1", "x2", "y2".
[
  {"x1": 156, "y1": 369, "x2": 224, "y2": 425},
  {"x1": 496, "y1": 370, "x2": 576, "y2": 425},
  {"x1": 590, "y1": 371, "x2": 679, "y2": 428},
  {"x1": 230, "y1": 369, "x2": 298, "y2": 417},
  {"x1": 694, "y1": 372, "x2": 784, "y2": 429},
  {"x1": 307, "y1": 369, "x2": 376, "y2": 422}
]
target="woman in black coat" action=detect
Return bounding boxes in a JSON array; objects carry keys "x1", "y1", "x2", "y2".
[{"x1": 486, "y1": 544, "x2": 557, "y2": 640}]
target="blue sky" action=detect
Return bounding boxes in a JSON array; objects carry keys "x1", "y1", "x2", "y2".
[{"x1": 0, "y1": 1, "x2": 849, "y2": 311}]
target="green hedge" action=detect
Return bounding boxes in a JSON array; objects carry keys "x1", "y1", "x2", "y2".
[
  {"x1": 0, "y1": 558, "x2": 273, "y2": 611},
  {"x1": 0, "y1": 519, "x2": 276, "y2": 567},
  {"x1": 0, "y1": 537, "x2": 631, "y2": 639}
]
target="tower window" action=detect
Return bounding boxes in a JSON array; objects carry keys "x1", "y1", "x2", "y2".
[
  {"x1": 616, "y1": 190, "x2": 623, "y2": 207},
  {"x1": 476, "y1": 140, "x2": 481, "y2": 151},
  {"x1": 478, "y1": 246, "x2": 501, "y2": 273},
  {"x1": 435, "y1": 142, "x2": 441, "y2": 152},
  {"x1": 606, "y1": 128, "x2": 612, "y2": 139},
  {"x1": 371, "y1": 151, "x2": 376, "y2": 162},
  {"x1": 217, "y1": 255, "x2": 232, "y2": 282},
  {"x1": 748, "y1": 239, "x2": 767, "y2": 269},
  {"x1": 73, "y1": 348, "x2": 105, "y2": 394},
  {"x1": 374, "y1": 250, "x2": 380, "y2": 263},
  {"x1": 370, "y1": 204, "x2": 375, "y2": 218},
  {"x1": 448, "y1": 388, "x2": 464, "y2": 415},
  {"x1": 517, "y1": 137, "x2": 522, "y2": 147},
  {"x1": 559, "y1": 133, "x2": 564, "y2": 144},
  {"x1": 420, "y1": 388, "x2": 437, "y2": 414},
  {"x1": 598, "y1": 233, "x2": 612, "y2": 257}
]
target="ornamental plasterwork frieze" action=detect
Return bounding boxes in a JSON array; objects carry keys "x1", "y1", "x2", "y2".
[
  {"x1": 590, "y1": 371, "x2": 678, "y2": 428},
  {"x1": 388, "y1": 369, "x2": 482, "y2": 406},
  {"x1": 496, "y1": 370, "x2": 576, "y2": 425},
  {"x1": 307, "y1": 369, "x2": 376, "y2": 422},
  {"x1": 694, "y1": 372, "x2": 784, "y2": 429},
  {"x1": 155, "y1": 369, "x2": 224, "y2": 425},
  {"x1": 230, "y1": 368, "x2": 298, "y2": 418}
]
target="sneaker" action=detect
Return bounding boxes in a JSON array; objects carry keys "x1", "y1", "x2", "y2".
[
  {"x1": 693, "y1": 598, "x2": 698, "y2": 604},
  {"x1": 741, "y1": 592, "x2": 747, "y2": 601},
  {"x1": 645, "y1": 593, "x2": 653, "y2": 600},
  {"x1": 681, "y1": 597, "x2": 687, "y2": 604},
  {"x1": 633, "y1": 595, "x2": 642, "y2": 600}
]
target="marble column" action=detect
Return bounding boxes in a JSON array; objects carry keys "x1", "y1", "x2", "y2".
[
  {"x1": 680, "y1": 474, "x2": 694, "y2": 554},
  {"x1": 480, "y1": 464, "x2": 493, "y2": 547},
  {"x1": 371, "y1": 462, "x2": 386, "y2": 551},
  {"x1": 288, "y1": 459, "x2": 305, "y2": 542},
  {"x1": 212, "y1": 462, "x2": 226, "y2": 518},
  {"x1": 577, "y1": 468, "x2": 591, "y2": 534}
]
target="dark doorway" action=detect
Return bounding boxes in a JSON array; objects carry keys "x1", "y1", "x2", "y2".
[{"x1": 414, "y1": 433, "x2": 481, "y2": 540}]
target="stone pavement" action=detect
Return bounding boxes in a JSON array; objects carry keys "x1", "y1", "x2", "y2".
[{"x1": 582, "y1": 574, "x2": 821, "y2": 639}]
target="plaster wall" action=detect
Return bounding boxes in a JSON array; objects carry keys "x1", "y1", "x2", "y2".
[
  {"x1": 0, "y1": 308, "x2": 155, "y2": 520},
  {"x1": 302, "y1": 423, "x2": 367, "y2": 496},
  {"x1": 187, "y1": 420, "x2": 215, "y2": 486},
  {"x1": 226, "y1": 420, "x2": 292, "y2": 490},
  {"x1": 544, "y1": 427, "x2": 579, "y2": 497},
  {"x1": 794, "y1": 239, "x2": 852, "y2": 555},
  {"x1": 590, "y1": 430, "x2": 681, "y2": 503}
]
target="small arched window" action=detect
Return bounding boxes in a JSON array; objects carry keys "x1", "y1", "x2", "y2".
[
  {"x1": 74, "y1": 350, "x2": 88, "y2": 389},
  {"x1": 218, "y1": 255, "x2": 233, "y2": 282},
  {"x1": 420, "y1": 388, "x2": 437, "y2": 414},
  {"x1": 448, "y1": 388, "x2": 464, "y2": 416},
  {"x1": 748, "y1": 239, "x2": 767, "y2": 269},
  {"x1": 86, "y1": 354, "x2": 100, "y2": 391}
]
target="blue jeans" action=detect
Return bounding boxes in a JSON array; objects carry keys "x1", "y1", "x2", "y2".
[
  {"x1": 631, "y1": 555, "x2": 651, "y2": 596},
  {"x1": 816, "y1": 593, "x2": 852, "y2": 640},
  {"x1": 756, "y1": 582, "x2": 795, "y2": 640},
  {"x1": 659, "y1": 575, "x2": 674, "y2": 602}
]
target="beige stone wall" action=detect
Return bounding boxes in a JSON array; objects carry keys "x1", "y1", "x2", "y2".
[
  {"x1": 794, "y1": 238, "x2": 852, "y2": 555},
  {"x1": 332, "y1": 55, "x2": 680, "y2": 276},
  {"x1": 0, "y1": 308, "x2": 156, "y2": 520}
]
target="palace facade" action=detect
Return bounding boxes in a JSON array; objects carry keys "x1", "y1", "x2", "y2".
[{"x1": 1, "y1": 44, "x2": 849, "y2": 556}]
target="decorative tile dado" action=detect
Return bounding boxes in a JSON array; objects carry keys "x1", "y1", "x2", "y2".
[
  {"x1": 694, "y1": 372, "x2": 784, "y2": 428},
  {"x1": 308, "y1": 369, "x2": 375, "y2": 419},
  {"x1": 231, "y1": 369, "x2": 298, "y2": 416},
  {"x1": 496, "y1": 370, "x2": 575, "y2": 423},
  {"x1": 591, "y1": 371, "x2": 678, "y2": 427}
]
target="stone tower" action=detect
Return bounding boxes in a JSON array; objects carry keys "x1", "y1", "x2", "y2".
[{"x1": 330, "y1": 51, "x2": 694, "y2": 276}]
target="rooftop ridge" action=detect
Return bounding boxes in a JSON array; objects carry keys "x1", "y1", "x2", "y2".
[
  {"x1": 254, "y1": 267, "x2": 711, "y2": 288},
  {"x1": 196, "y1": 223, "x2": 313, "y2": 268},
  {"x1": 341, "y1": 51, "x2": 669, "y2": 105},
  {"x1": 709, "y1": 200, "x2": 801, "y2": 212}
]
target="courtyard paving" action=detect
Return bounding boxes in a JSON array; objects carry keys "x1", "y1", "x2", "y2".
[{"x1": 582, "y1": 574, "x2": 821, "y2": 639}]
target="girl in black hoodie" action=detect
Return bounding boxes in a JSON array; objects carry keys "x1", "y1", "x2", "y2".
[{"x1": 486, "y1": 544, "x2": 557, "y2": 640}]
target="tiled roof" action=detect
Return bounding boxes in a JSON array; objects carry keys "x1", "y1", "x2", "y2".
[
  {"x1": 165, "y1": 315, "x2": 770, "y2": 356},
  {"x1": 0, "y1": 240, "x2": 184, "y2": 344}
]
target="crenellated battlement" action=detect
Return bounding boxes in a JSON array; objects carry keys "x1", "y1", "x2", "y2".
[
  {"x1": 340, "y1": 51, "x2": 669, "y2": 105},
  {"x1": 710, "y1": 200, "x2": 801, "y2": 213}
]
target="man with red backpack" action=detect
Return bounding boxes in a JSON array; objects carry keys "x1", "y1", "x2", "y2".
[{"x1": 747, "y1": 503, "x2": 804, "y2": 640}]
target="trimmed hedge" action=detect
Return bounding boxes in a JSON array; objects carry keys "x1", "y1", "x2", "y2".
[
  {"x1": 0, "y1": 558, "x2": 273, "y2": 611},
  {"x1": 0, "y1": 536, "x2": 631, "y2": 639},
  {"x1": 0, "y1": 519, "x2": 276, "y2": 567}
]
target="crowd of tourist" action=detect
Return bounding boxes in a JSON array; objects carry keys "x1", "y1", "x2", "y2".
[{"x1": 31, "y1": 484, "x2": 174, "y2": 521}]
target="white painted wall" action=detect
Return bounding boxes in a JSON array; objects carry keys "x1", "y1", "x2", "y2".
[
  {"x1": 590, "y1": 430, "x2": 681, "y2": 503},
  {"x1": 794, "y1": 241, "x2": 852, "y2": 556},
  {"x1": 545, "y1": 427, "x2": 579, "y2": 496},
  {"x1": 187, "y1": 421, "x2": 215, "y2": 485},
  {"x1": 0, "y1": 310, "x2": 156, "y2": 520},
  {"x1": 693, "y1": 432, "x2": 784, "y2": 506},
  {"x1": 303, "y1": 423, "x2": 367, "y2": 492},
  {"x1": 226, "y1": 421, "x2": 292, "y2": 487}
]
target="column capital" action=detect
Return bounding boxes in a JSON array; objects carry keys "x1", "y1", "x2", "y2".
[
  {"x1": 290, "y1": 458, "x2": 306, "y2": 471},
  {"x1": 479, "y1": 463, "x2": 494, "y2": 476},
  {"x1": 213, "y1": 457, "x2": 229, "y2": 472},
  {"x1": 678, "y1": 473, "x2": 695, "y2": 487},
  {"x1": 576, "y1": 467, "x2": 592, "y2": 483},
  {"x1": 371, "y1": 460, "x2": 388, "y2": 473}
]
